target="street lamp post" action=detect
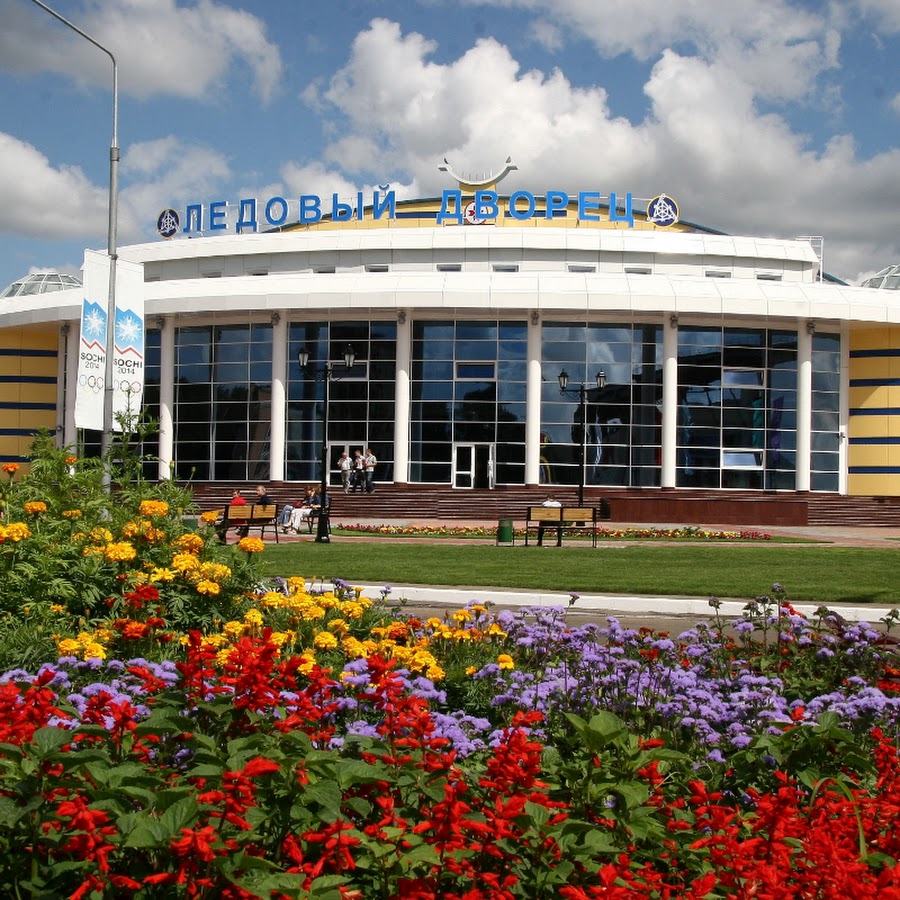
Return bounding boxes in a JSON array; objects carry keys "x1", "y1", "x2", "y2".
[
  {"x1": 558, "y1": 368, "x2": 607, "y2": 506},
  {"x1": 30, "y1": 0, "x2": 119, "y2": 488},
  {"x1": 297, "y1": 344, "x2": 356, "y2": 542}
]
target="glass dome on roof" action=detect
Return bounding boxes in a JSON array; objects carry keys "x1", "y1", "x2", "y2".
[
  {"x1": 861, "y1": 265, "x2": 900, "y2": 290},
  {"x1": 1, "y1": 272, "x2": 82, "y2": 299}
]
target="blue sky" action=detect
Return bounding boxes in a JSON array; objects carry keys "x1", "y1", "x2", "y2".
[{"x1": 1, "y1": 0, "x2": 898, "y2": 290}]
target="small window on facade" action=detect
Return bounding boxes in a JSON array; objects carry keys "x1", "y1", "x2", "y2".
[
  {"x1": 568, "y1": 265, "x2": 596, "y2": 273},
  {"x1": 492, "y1": 264, "x2": 519, "y2": 272},
  {"x1": 249, "y1": 269, "x2": 269, "y2": 276},
  {"x1": 705, "y1": 270, "x2": 732, "y2": 278},
  {"x1": 756, "y1": 272, "x2": 782, "y2": 281},
  {"x1": 201, "y1": 271, "x2": 222, "y2": 278},
  {"x1": 365, "y1": 265, "x2": 389, "y2": 273},
  {"x1": 314, "y1": 267, "x2": 336, "y2": 274},
  {"x1": 624, "y1": 266, "x2": 652, "y2": 275},
  {"x1": 437, "y1": 264, "x2": 462, "y2": 272}
]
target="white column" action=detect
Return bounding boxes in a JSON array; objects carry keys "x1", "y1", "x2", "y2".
[
  {"x1": 661, "y1": 317, "x2": 679, "y2": 488},
  {"x1": 59, "y1": 323, "x2": 78, "y2": 449},
  {"x1": 393, "y1": 312, "x2": 411, "y2": 483},
  {"x1": 269, "y1": 312, "x2": 287, "y2": 482},
  {"x1": 157, "y1": 317, "x2": 175, "y2": 480},
  {"x1": 525, "y1": 314, "x2": 543, "y2": 485},
  {"x1": 796, "y1": 323, "x2": 813, "y2": 492}
]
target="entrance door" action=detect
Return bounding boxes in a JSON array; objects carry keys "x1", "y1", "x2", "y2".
[{"x1": 453, "y1": 443, "x2": 495, "y2": 489}]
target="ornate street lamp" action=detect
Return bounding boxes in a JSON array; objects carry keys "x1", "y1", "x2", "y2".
[
  {"x1": 558, "y1": 369, "x2": 607, "y2": 506},
  {"x1": 297, "y1": 344, "x2": 355, "y2": 542}
]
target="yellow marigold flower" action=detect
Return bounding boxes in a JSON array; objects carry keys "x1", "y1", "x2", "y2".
[
  {"x1": 149, "y1": 567, "x2": 175, "y2": 582},
  {"x1": 196, "y1": 579, "x2": 220, "y2": 596},
  {"x1": 139, "y1": 500, "x2": 169, "y2": 518},
  {"x1": 200, "y1": 510, "x2": 220, "y2": 524},
  {"x1": 83, "y1": 643, "x2": 106, "y2": 660},
  {"x1": 452, "y1": 609, "x2": 472, "y2": 623},
  {"x1": 313, "y1": 631, "x2": 339, "y2": 650},
  {"x1": 50, "y1": 604, "x2": 65, "y2": 614},
  {"x1": 199, "y1": 561, "x2": 231, "y2": 581},
  {"x1": 171, "y1": 553, "x2": 200, "y2": 573},
  {"x1": 61, "y1": 509, "x2": 83, "y2": 519},
  {"x1": 175, "y1": 533, "x2": 205, "y2": 554},
  {"x1": 425, "y1": 617, "x2": 444, "y2": 631},
  {"x1": 201, "y1": 634, "x2": 228, "y2": 649},
  {"x1": 426, "y1": 664, "x2": 445, "y2": 681},
  {"x1": 497, "y1": 654, "x2": 515, "y2": 670},
  {"x1": 342, "y1": 636, "x2": 377, "y2": 658},
  {"x1": 261, "y1": 591, "x2": 285, "y2": 608},
  {"x1": 237, "y1": 537, "x2": 265, "y2": 554},
  {"x1": 465, "y1": 665, "x2": 477, "y2": 676},
  {"x1": 216, "y1": 648, "x2": 232, "y2": 667},
  {"x1": 23, "y1": 501, "x2": 48, "y2": 515},
  {"x1": 297, "y1": 652, "x2": 317, "y2": 675},
  {"x1": 0, "y1": 522, "x2": 31, "y2": 542},
  {"x1": 244, "y1": 609, "x2": 264, "y2": 627},
  {"x1": 286, "y1": 576, "x2": 305, "y2": 595},
  {"x1": 341, "y1": 602, "x2": 365, "y2": 620},
  {"x1": 487, "y1": 623, "x2": 508, "y2": 638},
  {"x1": 300, "y1": 604, "x2": 326, "y2": 621},
  {"x1": 469, "y1": 604, "x2": 488, "y2": 615},
  {"x1": 269, "y1": 631, "x2": 290, "y2": 648},
  {"x1": 89, "y1": 527, "x2": 113, "y2": 543},
  {"x1": 103, "y1": 541, "x2": 137, "y2": 563},
  {"x1": 57, "y1": 638, "x2": 81, "y2": 655},
  {"x1": 223, "y1": 620, "x2": 245, "y2": 638},
  {"x1": 328, "y1": 618, "x2": 349, "y2": 634}
]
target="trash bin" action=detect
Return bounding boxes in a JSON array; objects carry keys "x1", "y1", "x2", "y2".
[{"x1": 497, "y1": 518, "x2": 514, "y2": 545}]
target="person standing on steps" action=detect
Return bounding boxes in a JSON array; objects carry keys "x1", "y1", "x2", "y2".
[
  {"x1": 364, "y1": 447, "x2": 377, "y2": 493},
  {"x1": 339, "y1": 451, "x2": 353, "y2": 493}
]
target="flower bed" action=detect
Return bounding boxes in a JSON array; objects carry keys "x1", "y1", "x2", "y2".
[
  {"x1": 335, "y1": 523, "x2": 774, "y2": 541},
  {"x1": 1, "y1": 435, "x2": 899, "y2": 897}
]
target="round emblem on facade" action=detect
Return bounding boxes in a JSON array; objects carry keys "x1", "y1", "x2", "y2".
[
  {"x1": 464, "y1": 200, "x2": 485, "y2": 225},
  {"x1": 646, "y1": 194, "x2": 679, "y2": 228},
  {"x1": 157, "y1": 208, "x2": 180, "y2": 239}
]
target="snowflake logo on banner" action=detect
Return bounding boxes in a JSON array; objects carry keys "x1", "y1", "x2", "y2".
[{"x1": 647, "y1": 194, "x2": 679, "y2": 228}]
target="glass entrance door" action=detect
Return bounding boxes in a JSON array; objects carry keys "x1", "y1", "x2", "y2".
[{"x1": 453, "y1": 443, "x2": 495, "y2": 489}]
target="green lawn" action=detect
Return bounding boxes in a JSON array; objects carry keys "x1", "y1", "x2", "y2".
[{"x1": 258, "y1": 542, "x2": 900, "y2": 606}]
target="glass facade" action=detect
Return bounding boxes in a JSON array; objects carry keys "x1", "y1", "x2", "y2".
[
  {"x1": 541, "y1": 323, "x2": 662, "y2": 488},
  {"x1": 172, "y1": 323, "x2": 273, "y2": 481},
  {"x1": 410, "y1": 320, "x2": 527, "y2": 485},
  {"x1": 286, "y1": 320, "x2": 396, "y2": 483},
  {"x1": 129, "y1": 317, "x2": 840, "y2": 493},
  {"x1": 676, "y1": 327, "x2": 797, "y2": 489}
]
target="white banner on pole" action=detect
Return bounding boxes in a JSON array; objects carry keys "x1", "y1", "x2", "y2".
[
  {"x1": 74, "y1": 251, "x2": 145, "y2": 431},
  {"x1": 74, "y1": 251, "x2": 108, "y2": 430},
  {"x1": 112, "y1": 257, "x2": 145, "y2": 428}
]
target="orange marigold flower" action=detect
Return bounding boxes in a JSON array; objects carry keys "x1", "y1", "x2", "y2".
[
  {"x1": 196, "y1": 579, "x2": 221, "y2": 596},
  {"x1": 497, "y1": 654, "x2": 515, "y2": 670},
  {"x1": 2, "y1": 462, "x2": 20, "y2": 475},
  {"x1": 0, "y1": 522, "x2": 31, "y2": 542},
  {"x1": 139, "y1": 500, "x2": 169, "y2": 517},
  {"x1": 23, "y1": 501, "x2": 48, "y2": 515},
  {"x1": 174, "y1": 533, "x2": 205, "y2": 554},
  {"x1": 103, "y1": 541, "x2": 137, "y2": 563},
  {"x1": 65, "y1": 455, "x2": 78, "y2": 465},
  {"x1": 61, "y1": 509, "x2": 83, "y2": 519},
  {"x1": 237, "y1": 537, "x2": 265, "y2": 554}
]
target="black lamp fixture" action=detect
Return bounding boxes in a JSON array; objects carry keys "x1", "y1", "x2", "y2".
[
  {"x1": 558, "y1": 368, "x2": 607, "y2": 505},
  {"x1": 296, "y1": 343, "x2": 356, "y2": 542}
]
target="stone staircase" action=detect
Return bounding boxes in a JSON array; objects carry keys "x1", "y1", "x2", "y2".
[{"x1": 182, "y1": 481, "x2": 900, "y2": 529}]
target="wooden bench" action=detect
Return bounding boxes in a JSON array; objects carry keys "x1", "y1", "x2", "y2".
[
  {"x1": 304, "y1": 501, "x2": 331, "y2": 535},
  {"x1": 524, "y1": 506, "x2": 599, "y2": 547},
  {"x1": 213, "y1": 503, "x2": 279, "y2": 543}
]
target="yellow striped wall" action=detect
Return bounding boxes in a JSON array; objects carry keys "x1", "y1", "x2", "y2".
[
  {"x1": 848, "y1": 327, "x2": 900, "y2": 495},
  {"x1": 0, "y1": 325, "x2": 59, "y2": 466}
]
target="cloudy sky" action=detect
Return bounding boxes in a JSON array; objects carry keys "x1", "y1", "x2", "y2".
[{"x1": 1, "y1": 0, "x2": 898, "y2": 291}]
